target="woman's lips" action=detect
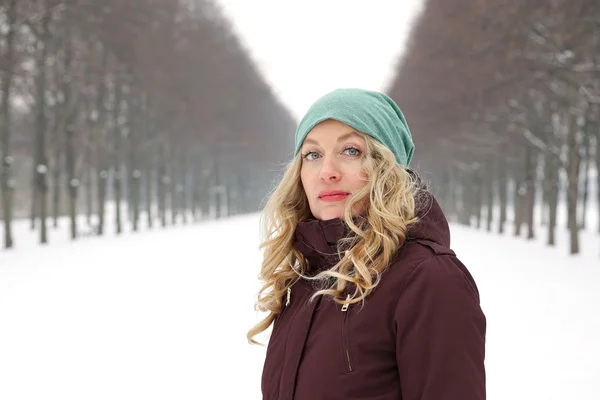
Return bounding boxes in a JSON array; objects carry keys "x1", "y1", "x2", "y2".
[{"x1": 318, "y1": 190, "x2": 350, "y2": 202}]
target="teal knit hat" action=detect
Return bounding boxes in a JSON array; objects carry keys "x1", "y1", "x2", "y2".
[{"x1": 294, "y1": 88, "x2": 414, "y2": 166}]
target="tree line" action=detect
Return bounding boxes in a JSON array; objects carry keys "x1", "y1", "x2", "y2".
[
  {"x1": 0, "y1": 0, "x2": 296, "y2": 249},
  {"x1": 389, "y1": 0, "x2": 600, "y2": 255}
]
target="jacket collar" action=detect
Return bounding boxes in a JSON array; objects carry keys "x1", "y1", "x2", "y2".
[
  {"x1": 292, "y1": 190, "x2": 451, "y2": 273},
  {"x1": 292, "y1": 218, "x2": 350, "y2": 274}
]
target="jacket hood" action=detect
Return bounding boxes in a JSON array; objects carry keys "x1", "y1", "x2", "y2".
[{"x1": 292, "y1": 190, "x2": 450, "y2": 273}]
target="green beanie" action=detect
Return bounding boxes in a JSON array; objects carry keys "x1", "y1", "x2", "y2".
[{"x1": 294, "y1": 88, "x2": 414, "y2": 166}]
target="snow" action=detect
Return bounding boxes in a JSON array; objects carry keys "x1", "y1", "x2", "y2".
[{"x1": 0, "y1": 204, "x2": 598, "y2": 400}]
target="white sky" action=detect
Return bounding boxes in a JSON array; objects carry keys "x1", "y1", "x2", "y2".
[{"x1": 214, "y1": 0, "x2": 425, "y2": 119}]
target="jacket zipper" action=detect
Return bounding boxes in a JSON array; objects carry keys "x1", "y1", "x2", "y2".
[
  {"x1": 275, "y1": 288, "x2": 291, "y2": 326},
  {"x1": 341, "y1": 294, "x2": 353, "y2": 373}
]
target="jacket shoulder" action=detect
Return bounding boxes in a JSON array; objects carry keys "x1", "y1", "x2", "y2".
[
  {"x1": 381, "y1": 239, "x2": 478, "y2": 295},
  {"x1": 388, "y1": 239, "x2": 455, "y2": 275},
  {"x1": 385, "y1": 240, "x2": 480, "y2": 300}
]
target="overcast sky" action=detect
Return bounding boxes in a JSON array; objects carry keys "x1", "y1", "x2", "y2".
[{"x1": 214, "y1": 0, "x2": 425, "y2": 120}]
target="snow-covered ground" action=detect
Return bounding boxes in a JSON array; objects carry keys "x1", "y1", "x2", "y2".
[{"x1": 0, "y1": 205, "x2": 598, "y2": 399}]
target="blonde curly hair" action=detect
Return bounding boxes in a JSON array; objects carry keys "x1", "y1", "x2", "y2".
[{"x1": 247, "y1": 132, "x2": 422, "y2": 345}]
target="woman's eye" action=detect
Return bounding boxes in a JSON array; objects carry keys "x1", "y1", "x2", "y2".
[
  {"x1": 343, "y1": 147, "x2": 361, "y2": 157},
  {"x1": 302, "y1": 151, "x2": 319, "y2": 161}
]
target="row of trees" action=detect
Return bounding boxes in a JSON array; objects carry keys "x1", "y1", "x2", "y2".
[
  {"x1": 389, "y1": 0, "x2": 600, "y2": 255},
  {"x1": 0, "y1": 0, "x2": 296, "y2": 249}
]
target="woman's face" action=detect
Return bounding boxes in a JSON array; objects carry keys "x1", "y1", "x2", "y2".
[{"x1": 299, "y1": 120, "x2": 368, "y2": 221}]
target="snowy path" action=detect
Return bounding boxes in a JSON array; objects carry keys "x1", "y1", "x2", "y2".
[{"x1": 0, "y1": 214, "x2": 598, "y2": 399}]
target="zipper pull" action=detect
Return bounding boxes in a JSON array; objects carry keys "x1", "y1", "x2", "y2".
[
  {"x1": 285, "y1": 287, "x2": 291, "y2": 306},
  {"x1": 341, "y1": 294, "x2": 351, "y2": 312}
]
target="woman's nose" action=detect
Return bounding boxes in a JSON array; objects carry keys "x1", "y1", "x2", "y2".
[{"x1": 319, "y1": 158, "x2": 341, "y2": 182}]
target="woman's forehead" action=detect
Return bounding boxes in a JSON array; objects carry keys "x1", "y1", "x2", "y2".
[{"x1": 304, "y1": 123, "x2": 365, "y2": 144}]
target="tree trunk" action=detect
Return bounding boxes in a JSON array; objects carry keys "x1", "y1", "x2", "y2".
[
  {"x1": 30, "y1": 183, "x2": 37, "y2": 230},
  {"x1": 474, "y1": 168, "x2": 483, "y2": 230},
  {"x1": 190, "y1": 167, "x2": 198, "y2": 222},
  {"x1": 486, "y1": 160, "x2": 495, "y2": 232},
  {"x1": 579, "y1": 134, "x2": 590, "y2": 231},
  {"x1": 34, "y1": 8, "x2": 52, "y2": 245},
  {"x1": 52, "y1": 146, "x2": 62, "y2": 228},
  {"x1": 566, "y1": 113, "x2": 581, "y2": 254},
  {"x1": 127, "y1": 96, "x2": 141, "y2": 232},
  {"x1": 524, "y1": 144, "x2": 536, "y2": 240},
  {"x1": 540, "y1": 156, "x2": 548, "y2": 228},
  {"x1": 51, "y1": 50, "x2": 65, "y2": 230},
  {"x1": 85, "y1": 153, "x2": 94, "y2": 225},
  {"x1": 145, "y1": 161, "x2": 153, "y2": 229},
  {"x1": 112, "y1": 81, "x2": 123, "y2": 235},
  {"x1": 95, "y1": 53, "x2": 109, "y2": 236},
  {"x1": 131, "y1": 167, "x2": 141, "y2": 232},
  {"x1": 97, "y1": 166, "x2": 107, "y2": 235},
  {"x1": 158, "y1": 144, "x2": 167, "y2": 227},
  {"x1": 65, "y1": 108, "x2": 78, "y2": 240},
  {"x1": 84, "y1": 70, "x2": 95, "y2": 227},
  {"x1": 541, "y1": 152, "x2": 552, "y2": 228},
  {"x1": 125, "y1": 94, "x2": 135, "y2": 227},
  {"x1": 170, "y1": 152, "x2": 178, "y2": 225},
  {"x1": 214, "y1": 159, "x2": 221, "y2": 220},
  {"x1": 227, "y1": 174, "x2": 235, "y2": 218},
  {"x1": 513, "y1": 178, "x2": 525, "y2": 237},
  {"x1": 51, "y1": 76, "x2": 65, "y2": 229},
  {"x1": 200, "y1": 163, "x2": 213, "y2": 221},
  {"x1": 61, "y1": 20, "x2": 77, "y2": 240},
  {"x1": 65, "y1": 122, "x2": 77, "y2": 240},
  {"x1": 193, "y1": 163, "x2": 208, "y2": 222},
  {"x1": 546, "y1": 153, "x2": 559, "y2": 247},
  {"x1": 498, "y1": 156, "x2": 507, "y2": 234},
  {"x1": 0, "y1": 0, "x2": 17, "y2": 249},
  {"x1": 180, "y1": 154, "x2": 188, "y2": 224}
]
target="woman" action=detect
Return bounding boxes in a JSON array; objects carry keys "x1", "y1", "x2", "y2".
[{"x1": 248, "y1": 88, "x2": 486, "y2": 400}]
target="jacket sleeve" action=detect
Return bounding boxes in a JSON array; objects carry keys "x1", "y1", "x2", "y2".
[{"x1": 394, "y1": 254, "x2": 486, "y2": 400}]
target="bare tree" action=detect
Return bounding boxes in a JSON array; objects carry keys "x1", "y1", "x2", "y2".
[
  {"x1": 389, "y1": 0, "x2": 600, "y2": 255},
  {"x1": 0, "y1": 0, "x2": 19, "y2": 248}
]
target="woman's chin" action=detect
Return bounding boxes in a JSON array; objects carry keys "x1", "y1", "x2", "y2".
[{"x1": 317, "y1": 209, "x2": 344, "y2": 221}]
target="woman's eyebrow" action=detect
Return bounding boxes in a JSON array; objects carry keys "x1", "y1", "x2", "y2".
[{"x1": 337, "y1": 131, "x2": 361, "y2": 142}]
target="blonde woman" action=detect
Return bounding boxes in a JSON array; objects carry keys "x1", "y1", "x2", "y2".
[{"x1": 249, "y1": 88, "x2": 486, "y2": 400}]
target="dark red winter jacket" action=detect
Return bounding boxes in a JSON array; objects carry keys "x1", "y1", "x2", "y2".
[{"x1": 261, "y1": 194, "x2": 486, "y2": 400}]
